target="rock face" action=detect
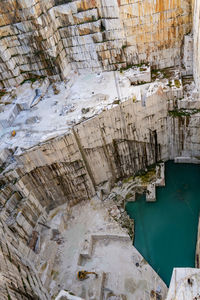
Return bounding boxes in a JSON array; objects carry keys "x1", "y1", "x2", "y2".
[
  {"x1": 0, "y1": 177, "x2": 49, "y2": 299},
  {"x1": 2, "y1": 88, "x2": 200, "y2": 298},
  {"x1": 4, "y1": 86, "x2": 200, "y2": 210},
  {"x1": 0, "y1": 1, "x2": 199, "y2": 299},
  {"x1": 193, "y1": 0, "x2": 200, "y2": 90},
  {"x1": 0, "y1": 0, "x2": 192, "y2": 87}
]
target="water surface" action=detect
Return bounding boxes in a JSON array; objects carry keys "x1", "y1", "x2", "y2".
[{"x1": 126, "y1": 161, "x2": 200, "y2": 286}]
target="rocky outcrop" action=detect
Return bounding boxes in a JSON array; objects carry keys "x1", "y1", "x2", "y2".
[{"x1": 0, "y1": 0, "x2": 192, "y2": 87}]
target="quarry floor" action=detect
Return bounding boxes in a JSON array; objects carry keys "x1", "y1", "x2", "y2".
[
  {"x1": 39, "y1": 196, "x2": 168, "y2": 300},
  {"x1": 36, "y1": 161, "x2": 200, "y2": 300}
]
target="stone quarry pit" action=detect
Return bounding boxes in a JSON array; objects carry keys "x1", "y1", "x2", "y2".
[{"x1": 1, "y1": 0, "x2": 200, "y2": 300}]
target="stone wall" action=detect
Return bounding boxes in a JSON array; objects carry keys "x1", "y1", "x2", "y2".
[
  {"x1": 193, "y1": 0, "x2": 200, "y2": 91},
  {"x1": 0, "y1": 0, "x2": 192, "y2": 87}
]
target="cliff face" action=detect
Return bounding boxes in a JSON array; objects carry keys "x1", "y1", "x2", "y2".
[
  {"x1": 0, "y1": 177, "x2": 49, "y2": 299},
  {"x1": 0, "y1": 1, "x2": 198, "y2": 299},
  {"x1": 8, "y1": 87, "x2": 200, "y2": 210},
  {"x1": 0, "y1": 0, "x2": 192, "y2": 87},
  {"x1": 193, "y1": 0, "x2": 200, "y2": 90}
]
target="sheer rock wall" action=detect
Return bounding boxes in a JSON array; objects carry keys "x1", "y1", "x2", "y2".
[
  {"x1": 11, "y1": 90, "x2": 200, "y2": 208},
  {"x1": 0, "y1": 0, "x2": 198, "y2": 298},
  {"x1": 193, "y1": 0, "x2": 200, "y2": 90},
  {"x1": 0, "y1": 0, "x2": 192, "y2": 87},
  {"x1": 0, "y1": 174, "x2": 49, "y2": 299}
]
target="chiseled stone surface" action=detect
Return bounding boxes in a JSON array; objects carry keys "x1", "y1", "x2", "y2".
[
  {"x1": 193, "y1": 0, "x2": 200, "y2": 91},
  {"x1": 0, "y1": 178, "x2": 49, "y2": 299},
  {"x1": 0, "y1": 0, "x2": 192, "y2": 87}
]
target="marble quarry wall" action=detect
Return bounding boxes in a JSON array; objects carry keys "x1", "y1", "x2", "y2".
[
  {"x1": 0, "y1": 0, "x2": 199, "y2": 298},
  {"x1": 1, "y1": 92, "x2": 200, "y2": 299},
  {"x1": 0, "y1": 177, "x2": 49, "y2": 299},
  {"x1": 2, "y1": 84, "x2": 200, "y2": 298},
  {"x1": 193, "y1": 0, "x2": 200, "y2": 90},
  {"x1": 0, "y1": 0, "x2": 192, "y2": 88},
  {"x1": 5, "y1": 89, "x2": 200, "y2": 210}
]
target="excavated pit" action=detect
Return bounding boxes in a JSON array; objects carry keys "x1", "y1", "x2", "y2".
[
  {"x1": 1, "y1": 68, "x2": 200, "y2": 299},
  {"x1": 0, "y1": 0, "x2": 200, "y2": 299}
]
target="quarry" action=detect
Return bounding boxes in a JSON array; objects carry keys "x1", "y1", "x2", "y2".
[{"x1": 1, "y1": 0, "x2": 200, "y2": 299}]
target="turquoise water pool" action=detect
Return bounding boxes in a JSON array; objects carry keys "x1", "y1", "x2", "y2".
[{"x1": 126, "y1": 161, "x2": 200, "y2": 286}]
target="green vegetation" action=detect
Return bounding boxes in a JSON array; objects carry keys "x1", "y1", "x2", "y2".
[
  {"x1": 134, "y1": 63, "x2": 147, "y2": 68},
  {"x1": 122, "y1": 44, "x2": 127, "y2": 50},
  {"x1": 79, "y1": 17, "x2": 97, "y2": 25},
  {"x1": 120, "y1": 63, "x2": 148, "y2": 73},
  {"x1": 7, "y1": 289, "x2": 11, "y2": 300},
  {"x1": 77, "y1": 7, "x2": 84, "y2": 12},
  {"x1": 120, "y1": 64, "x2": 134, "y2": 73},
  {"x1": 33, "y1": 50, "x2": 43, "y2": 56},
  {"x1": 81, "y1": 107, "x2": 90, "y2": 114},
  {"x1": 151, "y1": 68, "x2": 172, "y2": 79},
  {"x1": 139, "y1": 67, "x2": 147, "y2": 72},
  {"x1": 112, "y1": 99, "x2": 120, "y2": 105},
  {"x1": 51, "y1": 269, "x2": 59, "y2": 280},
  {"x1": 132, "y1": 96, "x2": 136, "y2": 103},
  {"x1": 169, "y1": 108, "x2": 200, "y2": 117},
  {"x1": 125, "y1": 192, "x2": 134, "y2": 200},
  {"x1": 139, "y1": 168, "x2": 156, "y2": 184},
  {"x1": 0, "y1": 89, "x2": 7, "y2": 98},
  {"x1": 123, "y1": 176, "x2": 133, "y2": 184},
  {"x1": 167, "y1": 80, "x2": 173, "y2": 87},
  {"x1": 167, "y1": 79, "x2": 181, "y2": 89},
  {"x1": 131, "y1": 81, "x2": 146, "y2": 86},
  {"x1": 134, "y1": 165, "x2": 156, "y2": 184},
  {"x1": 174, "y1": 79, "x2": 181, "y2": 88},
  {"x1": 40, "y1": 261, "x2": 47, "y2": 271},
  {"x1": 20, "y1": 75, "x2": 46, "y2": 85}
]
